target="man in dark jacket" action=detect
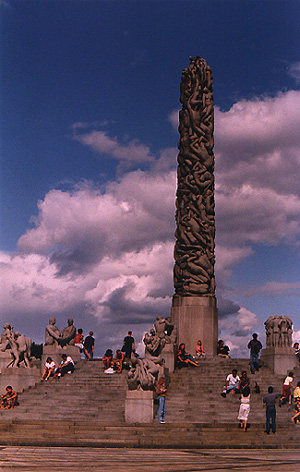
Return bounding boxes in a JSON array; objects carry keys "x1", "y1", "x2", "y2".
[{"x1": 248, "y1": 333, "x2": 262, "y2": 374}]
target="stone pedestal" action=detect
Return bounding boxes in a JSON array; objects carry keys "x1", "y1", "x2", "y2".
[
  {"x1": 125, "y1": 390, "x2": 154, "y2": 423},
  {"x1": 261, "y1": 347, "x2": 297, "y2": 375},
  {"x1": 161, "y1": 344, "x2": 175, "y2": 374},
  {"x1": 0, "y1": 352, "x2": 13, "y2": 372},
  {"x1": 171, "y1": 295, "x2": 218, "y2": 358},
  {"x1": 41, "y1": 345, "x2": 80, "y2": 373},
  {"x1": 0, "y1": 367, "x2": 41, "y2": 393}
]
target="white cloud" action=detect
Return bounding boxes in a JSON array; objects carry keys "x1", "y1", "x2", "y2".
[
  {"x1": 73, "y1": 129, "x2": 154, "y2": 165},
  {"x1": 219, "y1": 307, "x2": 261, "y2": 358},
  {"x1": 287, "y1": 62, "x2": 300, "y2": 84},
  {"x1": 3, "y1": 89, "x2": 300, "y2": 355},
  {"x1": 18, "y1": 170, "x2": 176, "y2": 263}
]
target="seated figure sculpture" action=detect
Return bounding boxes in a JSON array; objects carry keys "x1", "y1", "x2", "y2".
[
  {"x1": 45, "y1": 318, "x2": 76, "y2": 347},
  {"x1": 45, "y1": 318, "x2": 62, "y2": 346},
  {"x1": 60, "y1": 318, "x2": 76, "y2": 346}
]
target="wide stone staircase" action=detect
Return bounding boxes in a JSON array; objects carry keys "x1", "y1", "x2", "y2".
[{"x1": 0, "y1": 357, "x2": 299, "y2": 448}]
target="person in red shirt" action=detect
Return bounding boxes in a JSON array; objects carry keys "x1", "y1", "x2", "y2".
[
  {"x1": 1, "y1": 386, "x2": 18, "y2": 409},
  {"x1": 112, "y1": 349, "x2": 124, "y2": 373}
]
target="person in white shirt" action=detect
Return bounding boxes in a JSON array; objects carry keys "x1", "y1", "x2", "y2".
[
  {"x1": 56, "y1": 354, "x2": 75, "y2": 377},
  {"x1": 279, "y1": 372, "x2": 295, "y2": 406},
  {"x1": 221, "y1": 369, "x2": 240, "y2": 397},
  {"x1": 41, "y1": 357, "x2": 56, "y2": 381}
]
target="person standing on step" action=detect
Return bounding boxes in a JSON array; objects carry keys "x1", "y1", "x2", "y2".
[
  {"x1": 122, "y1": 331, "x2": 135, "y2": 361},
  {"x1": 237, "y1": 385, "x2": 250, "y2": 432},
  {"x1": 247, "y1": 333, "x2": 262, "y2": 374},
  {"x1": 279, "y1": 372, "x2": 295, "y2": 406},
  {"x1": 263, "y1": 386, "x2": 278, "y2": 434},
  {"x1": 84, "y1": 331, "x2": 95, "y2": 360},
  {"x1": 156, "y1": 377, "x2": 167, "y2": 424}
]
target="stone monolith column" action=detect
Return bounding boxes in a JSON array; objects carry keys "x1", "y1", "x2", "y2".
[{"x1": 171, "y1": 56, "x2": 218, "y2": 357}]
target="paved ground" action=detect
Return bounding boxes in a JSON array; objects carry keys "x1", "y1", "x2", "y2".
[{"x1": 0, "y1": 447, "x2": 299, "y2": 471}]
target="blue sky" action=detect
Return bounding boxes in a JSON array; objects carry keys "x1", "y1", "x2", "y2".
[{"x1": 1, "y1": 0, "x2": 300, "y2": 357}]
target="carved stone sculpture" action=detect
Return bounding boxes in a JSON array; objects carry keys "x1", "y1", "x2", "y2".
[
  {"x1": 45, "y1": 318, "x2": 61, "y2": 346},
  {"x1": 11, "y1": 332, "x2": 31, "y2": 368},
  {"x1": 127, "y1": 353, "x2": 161, "y2": 391},
  {"x1": 60, "y1": 318, "x2": 76, "y2": 346},
  {"x1": 264, "y1": 315, "x2": 293, "y2": 348},
  {"x1": 45, "y1": 317, "x2": 76, "y2": 347},
  {"x1": 0, "y1": 324, "x2": 31, "y2": 368},
  {"x1": 174, "y1": 56, "x2": 216, "y2": 296},
  {"x1": 164, "y1": 316, "x2": 177, "y2": 344}
]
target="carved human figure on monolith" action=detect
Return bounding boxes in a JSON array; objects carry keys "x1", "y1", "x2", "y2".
[
  {"x1": 174, "y1": 56, "x2": 216, "y2": 296},
  {"x1": 60, "y1": 318, "x2": 76, "y2": 346},
  {"x1": 45, "y1": 318, "x2": 61, "y2": 346}
]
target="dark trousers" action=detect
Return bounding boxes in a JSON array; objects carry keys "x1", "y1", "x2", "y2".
[
  {"x1": 266, "y1": 405, "x2": 276, "y2": 433},
  {"x1": 61, "y1": 363, "x2": 75, "y2": 376}
]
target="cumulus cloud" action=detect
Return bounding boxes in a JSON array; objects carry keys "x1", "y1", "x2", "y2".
[
  {"x1": 18, "y1": 170, "x2": 176, "y2": 268},
  {"x1": 219, "y1": 307, "x2": 260, "y2": 358},
  {"x1": 287, "y1": 62, "x2": 300, "y2": 84},
  {"x1": 2, "y1": 89, "x2": 300, "y2": 355},
  {"x1": 73, "y1": 128, "x2": 154, "y2": 167}
]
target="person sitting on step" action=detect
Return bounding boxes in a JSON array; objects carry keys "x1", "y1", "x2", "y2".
[
  {"x1": 41, "y1": 356, "x2": 56, "y2": 381},
  {"x1": 238, "y1": 370, "x2": 250, "y2": 394},
  {"x1": 102, "y1": 349, "x2": 113, "y2": 370},
  {"x1": 0, "y1": 386, "x2": 18, "y2": 409},
  {"x1": 55, "y1": 354, "x2": 75, "y2": 377},
  {"x1": 221, "y1": 369, "x2": 240, "y2": 397},
  {"x1": 112, "y1": 349, "x2": 124, "y2": 373},
  {"x1": 217, "y1": 340, "x2": 230, "y2": 357},
  {"x1": 195, "y1": 340, "x2": 206, "y2": 359},
  {"x1": 176, "y1": 343, "x2": 198, "y2": 368},
  {"x1": 291, "y1": 382, "x2": 300, "y2": 423}
]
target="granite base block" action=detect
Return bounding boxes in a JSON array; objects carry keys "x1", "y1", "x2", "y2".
[
  {"x1": 125, "y1": 390, "x2": 154, "y2": 423},
  {"x1": 171, "y1": 295, "x2": 218, "y2": 358},
  {"x1": 261, "y1": 347, "x2": 297, "y2": 375},
  {"x1": 0, "y1": 367, "x2": 41, "y2": 393}
]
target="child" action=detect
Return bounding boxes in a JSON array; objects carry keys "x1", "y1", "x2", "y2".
[{"x1": 195, "y1": 340, "x2": 206, "y2": 359}]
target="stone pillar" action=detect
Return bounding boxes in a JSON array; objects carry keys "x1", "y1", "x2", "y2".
[
  {"x1": 172, "y1": 295, "x2": 218, "y2": 358},
  {"x1": 261, "y1": 347, "x2": 297, "y2": 376},
  {"x1": 172, "y1": 56, "x2": 218, "y2": 356},
  {"x1": 125, "y1": 390, "x2": 154, "y2": 423}
]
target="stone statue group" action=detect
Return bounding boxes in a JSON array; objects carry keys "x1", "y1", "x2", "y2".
[
  {"x1": 264, "y1": 315, "x2": 293, "y2": 348},
  {"x1": 127, "y1": 316, "x2": 177, "y2": 391},
  {"x1": 45, "y1": 317, "x2": 76, "y2": 346},
  {"x1": 0, "y1": 323, "x2": 31, "y2": 368}
]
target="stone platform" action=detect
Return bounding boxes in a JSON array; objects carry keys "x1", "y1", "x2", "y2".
[
  {"x1": 0, "y1": 358, "x2": 299, "y2": 449},
  {"x1": 1, "y1": 447, "x2": 300, "y2": 472}
]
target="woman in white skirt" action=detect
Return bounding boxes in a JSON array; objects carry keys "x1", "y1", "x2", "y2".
[{"x1": 237, "y1": 386, "x2": 250, "y2": 432}]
